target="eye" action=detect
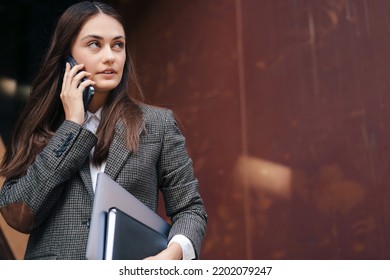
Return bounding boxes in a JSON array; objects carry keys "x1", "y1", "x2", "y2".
[
  {"x1": 88, "y1": 41, "x2": 100, "y2": 48},
  {"x1": 113, "y1": 41, "x2": 125, "y2": 50}
]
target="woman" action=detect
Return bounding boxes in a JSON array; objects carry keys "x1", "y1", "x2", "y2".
[{"x1": 0, "y1": 1, "x2": 207, "y2": 260}]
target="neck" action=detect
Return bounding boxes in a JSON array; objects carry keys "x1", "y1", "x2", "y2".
[{"x1": 88, "y1": 91, "x2": 109, "y2": 113}]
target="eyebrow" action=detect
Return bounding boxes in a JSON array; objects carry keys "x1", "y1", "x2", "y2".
[{"x1": 80, "y1": 35, "x2": 126, "y2": 41}]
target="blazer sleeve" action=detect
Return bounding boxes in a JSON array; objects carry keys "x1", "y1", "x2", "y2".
[
  {"x1": 0, "y1": 120, "x2": 97, "y2": 233},
  {"x1": 158, "y1": 109, "x2": 207, "y2": 258}
]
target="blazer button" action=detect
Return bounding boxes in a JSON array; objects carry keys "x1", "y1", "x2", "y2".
[{"x1": 82, "y1": 219, "x2": 91, "y2": 228}]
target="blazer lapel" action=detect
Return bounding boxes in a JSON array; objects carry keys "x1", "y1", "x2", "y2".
[
  {"x1": 79, "y1": 158, "x2": 95, "y2": 199},
  {"x1": 104, "y1": 120, "x2": 145, "y2": 181}
]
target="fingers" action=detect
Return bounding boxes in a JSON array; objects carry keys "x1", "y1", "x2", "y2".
[
  {"x1": 61, "y1": 62, "x2": 70, "y2": 92},
  {"x1": 63, "y1": 63, "x2": 90, "y2": 90},
  {"x1": 78, "y1": 78, "x2": 95, "y2": 92},
  {"x1": 143, "y1": 244, "x2": 182, "y2": 260},
  {"x1": 61, "y1": 63, "x2": 94, "y2": 98},
  {"x1": 62, "y1": 63, "x2": 84, "y2": 91},
  {"x1": 60, "y1": 63, "x2": 95, "y2": 124}
]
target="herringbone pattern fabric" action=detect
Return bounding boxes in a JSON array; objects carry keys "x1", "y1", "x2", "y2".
[{"x1": 0, "y1": 104, "x2": 207, "y2": 259}]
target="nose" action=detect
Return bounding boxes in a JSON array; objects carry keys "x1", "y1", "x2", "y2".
[{"x1": 101, "y1": 46, "x2": 115, "y2": 63}]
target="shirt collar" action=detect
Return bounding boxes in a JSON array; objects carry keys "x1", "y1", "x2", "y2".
[{"x1": 85, "y1": 107, "x2": 103, "y2": 122}]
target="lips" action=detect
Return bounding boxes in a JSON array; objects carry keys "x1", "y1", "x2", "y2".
[{"x1": 98, "y1": 69, "x2": 116, "y2": 74}]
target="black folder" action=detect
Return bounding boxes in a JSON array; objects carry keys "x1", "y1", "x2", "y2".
[
  {"x1": 86, "y1": 173, "x2": 171, "y2": 260},
  {"x1": 104, "y1": 207, "x2": 169, "y2": 260}
]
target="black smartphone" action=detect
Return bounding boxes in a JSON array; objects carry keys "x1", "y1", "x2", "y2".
[{"x1": 65, "y1": 55, "x2": 95, "y2": 111}]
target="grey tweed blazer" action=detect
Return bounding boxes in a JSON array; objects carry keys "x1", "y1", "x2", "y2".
[{"x1": 0, "y1": 104, "x2": 207, "y2": 260}]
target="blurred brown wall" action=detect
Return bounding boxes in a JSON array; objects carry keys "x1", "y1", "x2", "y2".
[
  {"x1": 128, "y1": 0, "x2": 390, "y2": 259},
  {"x1": 1, "y1": 0, "x2": 390, "y2": 260}
]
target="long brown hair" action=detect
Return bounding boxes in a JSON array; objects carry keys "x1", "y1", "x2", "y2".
[{"x1": 0, "y1": 1, "x2": 144, "y2": 178}]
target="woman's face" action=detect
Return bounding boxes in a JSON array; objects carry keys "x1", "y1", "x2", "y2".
[{"x1": 71, "y1": 13, "x2": 126, "y2": 95}]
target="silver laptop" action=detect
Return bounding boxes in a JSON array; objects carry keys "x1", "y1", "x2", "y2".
[{"x1": 85, "y1": 172, "x2": 171, "y2": 260}]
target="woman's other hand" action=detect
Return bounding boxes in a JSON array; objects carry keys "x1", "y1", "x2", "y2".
[{"x1": 144, "y1": 242, "x2": 183, "y2": 260}]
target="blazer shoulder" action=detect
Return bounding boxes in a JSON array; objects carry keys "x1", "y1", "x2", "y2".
[
  {"x1": 138, "y1": 103, "x2": 177, "y2": 130},
  {"x1": 139, "y1": 103, "x2": 172, "y2": 120},
  {"x1": 138, "y1": 104, "x2": 182, "y2": 140}
]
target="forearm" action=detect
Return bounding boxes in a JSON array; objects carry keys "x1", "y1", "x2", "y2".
[{"x1": 0, "y1": 120, "x2": 96, "y2": 232}]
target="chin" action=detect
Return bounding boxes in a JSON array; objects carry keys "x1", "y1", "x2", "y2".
[{"x1": 95, "y1": 84, "x2": 120, "y2": 93}]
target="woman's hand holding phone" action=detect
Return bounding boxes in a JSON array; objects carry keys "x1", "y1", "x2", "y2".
[{"x1": 60, "y1": 62, "x2": 95, "y2": 125}]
